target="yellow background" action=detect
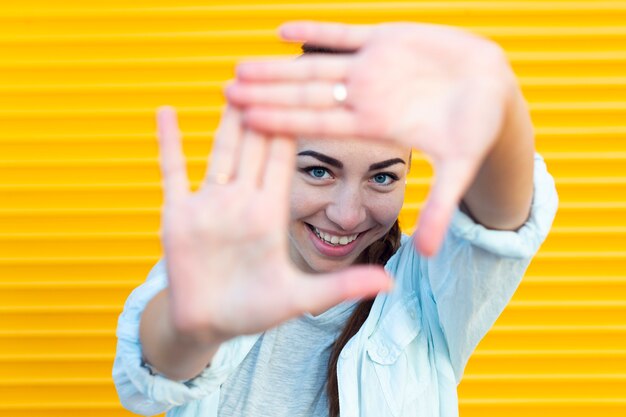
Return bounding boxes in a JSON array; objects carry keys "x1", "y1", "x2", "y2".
[{"x1": 1, "y1": 1, "x2": 625, "y2": 416}]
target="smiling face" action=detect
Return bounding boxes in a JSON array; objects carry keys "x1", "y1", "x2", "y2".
[{"x1": 289, "y1": 138, "x2": 410, "y2": 273}]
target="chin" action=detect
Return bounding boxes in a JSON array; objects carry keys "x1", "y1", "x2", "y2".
[{"x1": 305, "y1": 256, "x2": 359, "y2": 274}]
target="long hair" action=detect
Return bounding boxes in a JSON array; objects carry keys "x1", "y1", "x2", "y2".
[
  {"x1": 326, "y1": 221, "x2": 401, "y2": 417},
  {"x1": 301, "y1": 43, "x2": 403, "y2": 417}
]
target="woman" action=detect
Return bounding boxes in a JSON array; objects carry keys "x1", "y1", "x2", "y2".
[{"x1": 113, "y1": 22, "x2": 558, "y2": 417}]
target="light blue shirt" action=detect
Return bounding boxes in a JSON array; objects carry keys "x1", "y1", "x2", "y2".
[{"x1": 113, "y1": 154, "x2": 558, "y2": 417}]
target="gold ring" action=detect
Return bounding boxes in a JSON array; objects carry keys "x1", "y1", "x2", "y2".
[{"x1": 207, "y1": 172, "x2": 230, "y2": 185}]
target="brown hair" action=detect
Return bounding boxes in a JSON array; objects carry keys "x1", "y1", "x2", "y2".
[
  {"x1": 301, "y1": 43, "x2": 403, "y2": 416},
  {"x1": 326, "y1": 221, "x2": 401, "y2": 417}
]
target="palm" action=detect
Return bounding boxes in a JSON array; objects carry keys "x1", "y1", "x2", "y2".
[
  {"x1": 157, "y1": 106, "x2": 390, "y2": 341},
  {"x1": 227, "y1": 22, "x2": 516, "y2": 255},
  {"x1": 350, "y1": 30, "x2": 503, "y2": 161}
]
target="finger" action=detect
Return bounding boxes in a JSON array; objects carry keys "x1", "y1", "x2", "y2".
[
  {"x1": 279, "y1": 21, "x2": 373, "y2": 50},
  {"x1": 262, "y1": 135, "x2": 296, "y2": 204},
  {"x1": 237, "y1": 129, "x2": 269, "y2": 187},
  {"x1": 236, "y1": 55, "x2": 350, "y2": 82},
  {"x1": 294, "y1": 266, "x2": 393, "y2": 314},
  {"x1": 243, "y1": 108, "x2": 358, "y2": 139},
  {"x1": 414, "y1": 158, "x2": 475, "y2": 257},
  {"x1": 227, "y1": 81, "x2": 342, "y2": 109},
  {"x1": 157, "y1": 106, "x2": 189, "y2": 204},
  {"x1": 205, "y1": 105, "x2": 243, "y2": 185}
]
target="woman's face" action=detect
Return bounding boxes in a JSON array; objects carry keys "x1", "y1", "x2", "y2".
[{"x1": 289, "y1": 138, "x2": 410, "y2": 273}]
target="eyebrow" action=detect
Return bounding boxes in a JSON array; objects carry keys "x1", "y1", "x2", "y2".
[
  {"x1": 369, "y1": 158, "x2": 406, "y2": 171},
  {"x1": 297, "y1": 150, "x2": 343, "y2": 168},
  {"x1": 297, "y1": 151, "x2": 405, "y2": 171}
]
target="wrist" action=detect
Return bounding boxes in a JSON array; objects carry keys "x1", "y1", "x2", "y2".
[
  {"x1": 140, "y1": 289, "x2": 228, "y2": 381},
  {"x1": 163, "y1": 289, "x2": 232, "y2": 349}
]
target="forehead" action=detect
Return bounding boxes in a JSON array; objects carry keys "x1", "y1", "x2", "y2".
[{"x1": 296, "y1": 138, "x2": 409, "y2": 165}]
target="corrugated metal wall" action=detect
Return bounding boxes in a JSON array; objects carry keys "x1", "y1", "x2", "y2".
[{"x1": 0, "y1": 1, "x2": 624, "y2": 416}]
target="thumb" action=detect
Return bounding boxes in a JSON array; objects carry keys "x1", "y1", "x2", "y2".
[
  {"x1": 294, "y1": 265, "x2": 392, "y2": 315},
  {"x1": 415, "y1": 158, "x2": 475, "y2": 257}
]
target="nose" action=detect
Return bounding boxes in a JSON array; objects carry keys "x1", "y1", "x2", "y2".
[{"x1": 325, "y1": 185, "x2": 367, "y2": 232}]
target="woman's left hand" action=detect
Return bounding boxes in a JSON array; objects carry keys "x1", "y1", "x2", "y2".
[{"x1": 226, "y1": 21, "x2": 527, "y2": 257}]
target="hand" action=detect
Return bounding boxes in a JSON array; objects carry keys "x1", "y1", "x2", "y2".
[
  {"x1": 156, "y1": 106, "x2": 391, "y2": 343},
  {"x1": 226, "y1": 21, "x2": 521, "y2": 256}
]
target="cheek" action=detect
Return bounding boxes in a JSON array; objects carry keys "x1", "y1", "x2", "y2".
[
  {"x1": 369, "y1": 190, "x2": 405, "y2": 227},
  {"x1": 289, "y1": 180, "x2": 325, "y2": 221}
]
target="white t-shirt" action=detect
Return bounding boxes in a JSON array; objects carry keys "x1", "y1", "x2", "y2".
[{"x1": 218, "y1": 300, "x2": 357, "y2": 416}]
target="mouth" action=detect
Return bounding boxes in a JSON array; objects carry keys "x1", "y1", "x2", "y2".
[{"x1": 306, "y1": 223, "x2": 360, "y2": 246}]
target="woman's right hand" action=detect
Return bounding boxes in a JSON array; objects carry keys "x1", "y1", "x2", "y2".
[{"x1": 156, "y1": 106, "x2": 391, "y2": 346}]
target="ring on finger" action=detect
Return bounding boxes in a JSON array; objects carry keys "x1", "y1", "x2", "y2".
[
  {"x1": 206, "y1": 172, "x2": 231, "y2": 185},
  {"x1": 332, "y1": 82, "x2": 348, "y2": 105}
]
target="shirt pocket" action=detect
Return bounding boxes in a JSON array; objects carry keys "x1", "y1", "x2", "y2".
[{"x1": 366, "y1": 292, "x2": 427, "y2": 417}]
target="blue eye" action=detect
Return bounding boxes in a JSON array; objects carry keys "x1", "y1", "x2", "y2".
[
  {"x1": 372, "y1": 173, "x2": 393, "y2": 185},
  {"x1": 370, "y1": 172, "x2": 399, "y2": 186},
  {"x1": 312, "y1": 168, "x2": 327, "y2": 178},
  {"x1": 304, "y1": 167, "x2": 332, "y2": 180}
]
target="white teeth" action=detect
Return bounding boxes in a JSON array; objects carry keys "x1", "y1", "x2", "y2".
[{"x1": 313, "y1": 227, "x2": 359, "y2": 246}]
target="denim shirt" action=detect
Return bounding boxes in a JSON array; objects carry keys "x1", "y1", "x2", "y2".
[{"x1": 113, "y1": 154, "x2": 558, "y2": 417}]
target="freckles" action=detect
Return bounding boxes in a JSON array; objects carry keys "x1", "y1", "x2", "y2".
[
  {"x1": 289, "y1": 195, "x2": 307, "y2": 219},
  {"x1": 289, "y1": 178, "x2": 309, "y2": 214},
  {"x1": 290, "y1": 186, "x2": 326, "y2": 219},
  {"x1": 368, "y1": 193, "x2": 405, "y2": 226}
]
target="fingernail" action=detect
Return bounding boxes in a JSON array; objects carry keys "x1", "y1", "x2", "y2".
[
  {"x1": 156, "y1": 106, "x2": 179, "y2": 138},
  {"x1": 413, "y1": 231, "x2": 429, "y2": 257},
  {"x1": 157, "y1": 106, "x2": 174, "y2": 123},
  {"x1": 235, "y1": 63, "x2": 253, "y2": 79},
  {"x1": 241, "y1": 110, "x2": 251, "y2": 126},
  {"x1": 156, "y1": 107, "x2": 167, "y2": 134},
  {"x1": 223, "y1": 81, "x2": 234, "y2": 97},
  {"x1": 385, "y1": 274, "x2": 395, "y2": 292},
  {"x1": 278, "y1": 23, "x2": 295, "y2": 38}
]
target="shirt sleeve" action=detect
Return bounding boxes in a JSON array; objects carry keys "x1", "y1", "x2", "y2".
[
  {"x1": 112, "y1": 259, "x2": 260, "y2": 416},
  {"x1": 425, "y1": 153, "x2": 558, "y2": 383}
]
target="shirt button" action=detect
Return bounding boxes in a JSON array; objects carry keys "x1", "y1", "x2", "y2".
[
  {"x1": 378, "y1": 346, "x2": 389, "y2": 357},
  {"x1": 409, "y1": 310, "x2": 416, "y2": 320},
  {"x1": 340, "y1": 349, "x2": 350, "y2": 359}
]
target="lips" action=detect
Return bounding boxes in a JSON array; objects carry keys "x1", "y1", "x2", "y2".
[
  {"x1": 308, "y1": 224, "x2": 359, "y2": 246},
  {"x1": 305, "y1": 223, "x2": 363, "y2": 258}
]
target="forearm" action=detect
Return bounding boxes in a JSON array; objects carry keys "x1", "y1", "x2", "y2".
[
  {"x1": 462, "y1": 83, "x2": 535, "y2": 231},
  {"x1": 139, "y1": 289, "x2": 225, "y2": 381}
]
